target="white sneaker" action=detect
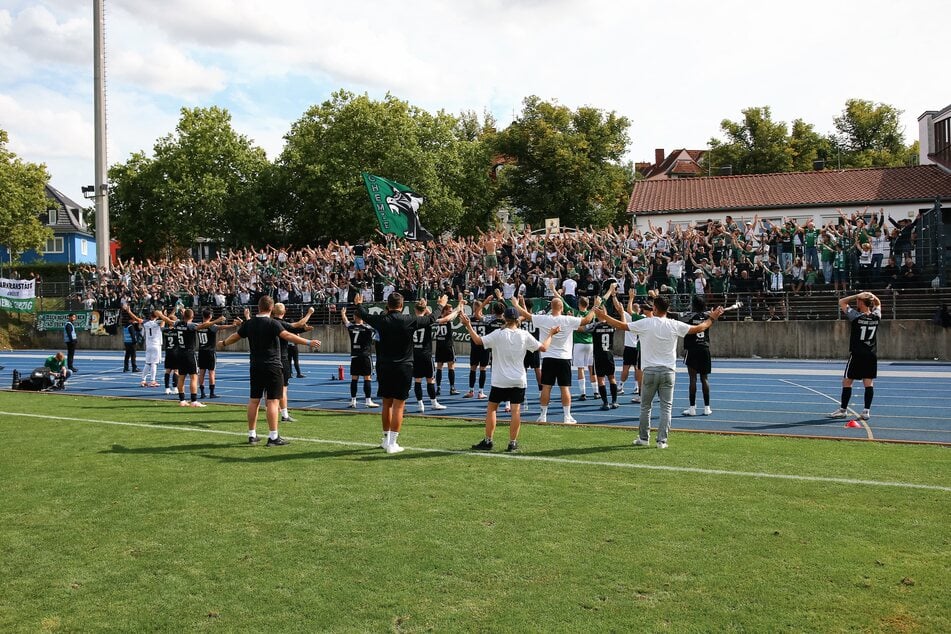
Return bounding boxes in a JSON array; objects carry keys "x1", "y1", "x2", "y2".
[
  {"x1": 536, "y1": 412, "x2": 548, "y2": 423},
  {"x1": 703, "y1": 406, "x2": 713, "y2": 416},
  {"x1": 563, "y1": 415, "x2": 578, "y2": 425},
  {"x1": 682, "y1": 406, "x2": 696, "y2": 416},
  {"x1": 828, "y1": 408, "x2": 848, "y2": 418},
  {"x1": 380, "y1": 435, "x2": 388, "y2": 449},
  {"x1": 657, "y1": 441, "x2": 668, "y2": 449},
  {"x1": 860, "y1": 409, "x2": 870, "y2": 420},
  {"x1": 417, "y1": 401, "x2": 425, "y2": 413},
  {"x1": 190, "y1": 401, "x2": 206, "y2": 408},
  {"x1": 365, "y1": 399, "x2": 378, "y2": 408},
  {"x1": 385, "y1": 442, "x2": 405, "y2": 454},
  {"x1": 140, "y1": 381, "x2": 147, "y2": 387},
  {"x1": 178, "y1": 400, "x2": 189, "y2": 407},
  {"x1": 477, "y1": 392, "x2": 488, "y2": 400},
  {"x1": 618, "y1": 386, "x2": 625, "y2": 395},
  {"x1": 349, "y1": 399, "x2": 357, "y2": 408},
  {"x1": 633, "y1": 437, "x2": 650, "y2": 446},
  {"x1": 631, "y1": 395, "x2": 641, "y2": 403},
  {"x1": 504, "y1": 403, "x2": 511, "y2": 413},
  {"x1": 165, "y1": 388, "x2": 173, "y2": 395},
  {"x1": 431, "y1": 401, "x2": 447, "y2": 410}
]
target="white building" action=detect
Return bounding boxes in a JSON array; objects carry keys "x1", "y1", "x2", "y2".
[{"x1": 918, "y1": 104, "x2": 951, "y2": 171}]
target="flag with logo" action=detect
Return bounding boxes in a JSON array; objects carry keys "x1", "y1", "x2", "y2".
[{"x1": 361, "y1": 173, "x2": 434, "y2": 242}]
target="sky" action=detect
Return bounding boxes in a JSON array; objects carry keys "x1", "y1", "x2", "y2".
[{"x1": 1, "y1": 0, "x2": 948, "y2": 205}]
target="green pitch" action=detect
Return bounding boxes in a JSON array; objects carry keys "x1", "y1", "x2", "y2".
[{"x1": 1, "y1": 391, "x2": 948, "y2": 632}]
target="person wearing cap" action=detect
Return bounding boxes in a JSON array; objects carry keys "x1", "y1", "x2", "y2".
[{"x1": 460, "y1": 306, "x2": 558, "y2": 453}]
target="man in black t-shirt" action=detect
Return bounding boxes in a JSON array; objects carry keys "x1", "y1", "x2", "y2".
[
  {"x1": 830, "y1": 292, "x2": 882, "y2": 421},
  {"x1": 433, "y1": 304, "x2": 458, "y2": 397},
  {"x1": 197, "y1": 308, "x2": 239, "y2": 401},
  {"x1": 161, "y1": 312, "x2": 180, "y2": 394},
  {"x1": 341, "y1": 306, "x2": 377, "y2": 409},
  {"x1": 411, "y1": 299, "x2": 461, "y2": 413},
  {"x1": 219, "y1": 295, "x2": 319, "y2": 446},
  {"x1": 157, "y1": 308, "x2": 224, "y2": 407},
  {"x1": 355, "y1": 292, "x2": 457, "y2": 454},
  {"x1": 679, "y1": 295, "x2": 714, "y2": 416}
]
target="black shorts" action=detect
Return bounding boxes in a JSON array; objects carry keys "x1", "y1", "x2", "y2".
[
  {"x1": 523, "y1": 350, "x2": 540, "y2": 369},
  {"x1": 377, "y1": 361, "x2": 413, "y2": 400},
  {"x1": 540, "y1": 358, "x2": 572, "y2": 387},
  {"x1": 177, "y1": 350, "x2": 198, "y2": 375},
  {"x1": 164, "y1": 350, "x2": 179, "y2": 371},
  {"x1": 350, "y1": 355, "x2": 372, "y2": 377},
  {"x1": 435, "y1": 343, "x2": 455, "y2": 363},
  {"x1": 250, "y1": 365, "x2": 284, "y2": 400},
  {"x1": 845, "y1": 354, "x2": 877, "y2": 380},
  {"x1": 469, "y1": 345, "x2": 490, "y2": 367},
  {"x1": 197, "y1": 350, "x2": 216, "y2": 371},
  {"x1": 622, "y1": 345, "x2": 640, "y2": 367},
  {"x1": 683, "y1": 347, "x2": 712, "y2": 375},
  {"x1": 593, "y1": 353, "x2": 616, "y2": 377},
  {"x1": 489, "y1": 386, "x2": 526, "y2": 405},
  {"x1": 413, "y1": 354, "x2": 434, "y2": 379}
]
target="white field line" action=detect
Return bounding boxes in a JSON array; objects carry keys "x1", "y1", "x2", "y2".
[
  {"x1": 780, "y1": 379, "x2": 874, "y2": 440},
  {"x1": 2, "y1": 410, "x2": 948, "y2": 493}
]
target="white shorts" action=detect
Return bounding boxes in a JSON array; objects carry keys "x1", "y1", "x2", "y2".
[
  {"x1": 572, "y1": 343, "x2": 594, "y2": 369},
  {"x1": 145, "y1": 346, "x2": 162, "y2": 365}
]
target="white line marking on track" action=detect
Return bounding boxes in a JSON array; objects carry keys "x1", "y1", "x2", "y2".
[
  {"x1": 780, "y1": 379, "x2": 874, "y2": 440},
  {"x1": 2, "y1": 410, "x2": 946, "y2": 492}
]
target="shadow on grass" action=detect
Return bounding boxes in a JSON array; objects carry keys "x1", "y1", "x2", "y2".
[
  {"x1": 102, "y1": 442, "x2": 228, "y2": 455},
  {"x1": 203, "y1": 447, "x2": 375, "y2": 463}
]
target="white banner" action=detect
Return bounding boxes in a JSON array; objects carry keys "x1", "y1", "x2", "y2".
[{"x1": 0, "y1": 277, "x2": 35, "y2": 300}]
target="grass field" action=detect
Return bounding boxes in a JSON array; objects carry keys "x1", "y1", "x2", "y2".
[{"x1": 1, "y1": 390, "x2": 949, "y2": 632}]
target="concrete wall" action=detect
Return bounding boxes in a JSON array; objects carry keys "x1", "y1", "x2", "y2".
[{"x1": 30, "y1": 320, "x2": 951, "y2": 361}]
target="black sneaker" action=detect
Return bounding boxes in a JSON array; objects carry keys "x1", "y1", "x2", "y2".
[
  {"x1": 506, "y1": 441, "x2": 519, "y2": 453},
  {"x1": 248, "y1": 436, "x2": 260, "y2": 444},
  {"x1": 449, "y1": 388, "x2": 460, "y2": 395},
  {"x1": 209, "y1": 394, "x2": 221, "y2": 399},
  {"x1": 578, "y1": 394, "x2": 587, "y2": 401},
  {"x1": 132, "y1": 367, "x2": 141, "y2": 373},
  {"x1": 69, "y1": 367, "x2": 78, "y2": 373},
  {"x1": 296, "y1": 374, "x2": 305, "y2": 378},
  {"x1": 266, "y1": 436, "x2": 289, "y2": 447},
  {"x1": 123, "y1": 368, "x2": 129, "y2": 372},
  {"x1": 471, "y1": 438, "x2": 494, "y2": 451}
]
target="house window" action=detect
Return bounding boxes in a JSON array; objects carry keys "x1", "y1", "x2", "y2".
[
  {"x1": 80, "y1": 239, "x2": 88, "y2": 256},
  {"x1": 48, "y1": 208, "x2": 57, "y2": 225},
  {"x1": 935, "y1": 118, "x2": 951, "y2": 165},
  {"x1": 44, "y1": 237, "x2": 64, "y2": 254}
]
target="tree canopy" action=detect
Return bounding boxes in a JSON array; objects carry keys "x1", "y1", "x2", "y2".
[{"x1": 0, "y1": 129, "x2": 53, "y2": 262}]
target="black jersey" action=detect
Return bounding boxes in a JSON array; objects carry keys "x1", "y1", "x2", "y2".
[
  {"x1": 469, "y1": 317, "x2": 488, "y2": 350},
  {"x1": 681, "y1": 311, "x2": 710, "y2": 351},
  {"x1": 413, "y1": 319, "x2": 435, "y2": 356},
  {"x1": 162, "y1": 327, "x2": 178, "y2": 352},
  {"x1": 520, "y1": 318, "x2": 539, "y2": 340},
  {"x1": 173, "y1": 320, "x2": 199, "y2": 352},
  {"x1": 275, "y1": 319, "x2": 306, "y2": 361},
  {"x1": 486, "y1": 317, "x2": 506, "y2": 337},
  {"x1": 197, "y1": 325, "x2": 218, "y2": 351},
  {"x1": 433, "y1": 322, "x2": 453, "y2": 350},
  {"x1": 237, "y1": 315, "x2": 285, "y2": 369},
  {"x1": 347, "y1": 323, "x2": 375, "y2": 357},
  {"x1": 847, "y1": 307, "x2": 881, "y2": 357},
  {"x1": 590, "y1": 321, "x2": 616, "y2": 357}
]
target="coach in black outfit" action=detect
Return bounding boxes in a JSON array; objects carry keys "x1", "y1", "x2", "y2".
[
  {"x1": 354, "y1": 291, "x2": 455, "y2": 454},
  {"x1": 219, "y1": 295, "x2": 319, "y2": 446}
]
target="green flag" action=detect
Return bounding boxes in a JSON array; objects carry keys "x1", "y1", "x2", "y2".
[{"x1": 361, "y1": 173, "x2": 434, "y2": 241}]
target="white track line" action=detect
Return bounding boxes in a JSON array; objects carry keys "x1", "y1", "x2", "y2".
[
  {"x1": 1, "y1": 410, "x2": 947, "y2": 492},
  {"x1": 780, "y1": 379, "x2": 874, "y2": 440}
]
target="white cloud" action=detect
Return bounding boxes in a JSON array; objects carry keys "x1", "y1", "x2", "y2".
[
  {"x1": 0, "y1": 89, "x2": 92, "y2": 160},
  {"x1": 4, "y1": 4, "x2": 91, "y2": 66},
  {"x1": 109, "y1": 45, "x2": 227, "y2": 99}
]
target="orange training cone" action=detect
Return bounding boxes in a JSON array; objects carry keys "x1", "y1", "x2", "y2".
[{"x1": 845, "y1": 420, "x2": 862, "y2": 428}]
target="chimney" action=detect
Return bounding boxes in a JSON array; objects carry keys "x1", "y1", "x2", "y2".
[{"x1": 654, "y1": 148, "x2": 665, "y2": 165}]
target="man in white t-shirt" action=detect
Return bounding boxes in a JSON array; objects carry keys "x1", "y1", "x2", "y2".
[
  {"x1": 140, "y1": 310, "x2": 165, "y2": 388},
  {"x1": 513, "y1": 296, "x2": 596, "y2": 424},
  {"x1": 460, "y1": 307, "x2": 558, "y2": 452},
  {"x1": 561, "y1": 275, "x2": 579, "y2": 309},
  {"x1": 595, "y1": 295, "x2": 723, "y2": 449}
]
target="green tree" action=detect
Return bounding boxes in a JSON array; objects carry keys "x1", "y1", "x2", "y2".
[
  {"x1": 833, "y1": 99, "x2": 910, "y2": 167},
  {"x1": 705, "y1": 106, "x2": 792, "y2": 175},
  {"x1": 109, "y1": 107, "x2": 270, "y2": 258},
  {"x1": 278, "y1": 91, "x2": 498, "y2": 243},
  {"x1": 789, "y1": 119, "x2": 834, "y2": 172},
  {"x1": 0, "y1": 129, "x2": 53, "y2": 263},
  {"x1": 492, "y1": 96, "x2": 631, "y2": 228}
]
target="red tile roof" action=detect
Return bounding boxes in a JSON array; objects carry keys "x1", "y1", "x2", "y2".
[
  {"x1": 639, "y1": 149, "x2": 705, "y2": 179},
  {"x1": 628, "y1": 165, "x2": 951, "y2": 214}
]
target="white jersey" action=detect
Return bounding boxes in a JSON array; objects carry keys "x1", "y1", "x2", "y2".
[
  {"x1": 621, "y1": 311, "x2": 638, "y2": 347},
  {"x1": 531, "y1": 313, "x2": 582, "y2": 360},
  {"x1": 481, "y1": 328, "x2": 541, "y2": 388},
  {"x1": 143, "y1": 319, "x2": 163, "y2": 349}
]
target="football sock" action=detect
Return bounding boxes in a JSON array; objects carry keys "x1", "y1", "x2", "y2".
[
  {"x1": 165, "y1": 374, "x2": 170, "y2": 388},
  {"x1": 840, "y1": 387, "x2": 852, "y2": 409},
  {"x1": 580, "y1": 381, "x2": 587, "y2": 396},
  {"x1": 479, "y1": 370, "x2": 486, "y2": 389},
  {"x1": 864, "y1": 386, "x2": 874, "y2": 409},
  {"x1": 427, "y1": 383, "x2": 436, "y2": 400},
  {"x1": 598, "y1": 384, "x2": 608, "y2": 405},
  {"x1": 178, "y1": 392, "x2": 185, "y2": 402},
  {"x1": 469, "y1": 370, "x2": 476, "y2": 389},
  {"x1": 364, "y1": 379, "x2": 372, "y2": 398},
  {"x1": 609, "y1": 383, "x2": 618, "y2": 403},
  {"x1": 415, "y1": 383, "x2": 423, "y2": 401},
  {"x1": 701, "y1": 382, "x2": 710, "y2": 406},
  {"x1": 540, "y1": 406, "x2": 549, "y2": 417},
  {"x1": 190, "y1": 393, "x2": 197, "y2": 403},
  {"x1": 269, "y1": 430, "x2": 279, "y2": 440},
  {"x1": 448, "y1": 369, "x2": 455, "y2": 387},
  {"x1": 350, "y1": 378, "x2": 358, "y2": 398},
  {"x1": 280, "y1": 408, "x2": 288, "y2": 418},
  {"x1": 209, "y1": 383, "x2": 215, "y2": 396},
  {"x1": 435, "y1": 368, "x2": 442, "y2": 388}
]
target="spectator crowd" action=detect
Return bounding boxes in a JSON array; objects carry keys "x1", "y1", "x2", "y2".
[{"x1": 65, "y1": 208, "x2": 928, "y2": 320}]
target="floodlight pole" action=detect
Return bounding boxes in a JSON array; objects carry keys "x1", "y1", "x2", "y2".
[{"x1": 93, "y1": 0, "x2": 110, "y2": 271}]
